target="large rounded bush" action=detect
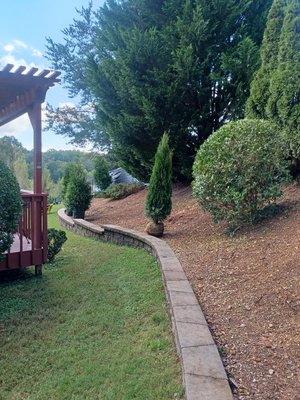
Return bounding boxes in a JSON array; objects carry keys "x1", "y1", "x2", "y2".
[
  {"x1": 192, "y1": 119, "x2": 290, "y2": 227},
  {"x1": 0, "y1": 161, "x2": 21, "y2": 257}
]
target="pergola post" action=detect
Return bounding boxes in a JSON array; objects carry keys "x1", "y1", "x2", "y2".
[
  {"x1": 28, "y1": 101, "x2": 43, "y2": 275},
  {"x1": 28, "y1": 101, "x2": 42, "y2": 194}
]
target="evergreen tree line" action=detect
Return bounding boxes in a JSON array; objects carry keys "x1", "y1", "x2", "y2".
[
  {"x1": 247, "y1": 0, "x2": 300, "y2": 164},
  {"x1": 46, "y1": 0, "x2": 273, "y2": 181}
]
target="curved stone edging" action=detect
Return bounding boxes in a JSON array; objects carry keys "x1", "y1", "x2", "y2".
[{"x1": 58, "y1": 208, "x2": 233, "y2": 400}]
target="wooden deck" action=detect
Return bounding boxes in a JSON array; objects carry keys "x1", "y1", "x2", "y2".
[
  {"x1": 0, "y1": 192, "x2": 48, "y2": 271},
  {"x1": 5, "y1": 234, "x2": 32, "y2": 254}
]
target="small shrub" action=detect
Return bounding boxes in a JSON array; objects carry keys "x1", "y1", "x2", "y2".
[
  {"x1": 102, "y1": 183, "x2": 144, "y2": 200},
  {"x1": 145, "y1": 133, "x2": 173, "y2": 223},
  {"x1": 192, "y1": 119, "x2": 290, "y2": 227},
  {"x1": 62, "y1": 163, "x2": 85, "y2": 202},
  {"x1": 93, "y1": 156, "x2": 111, "y2": 190},
  {"x1": 0, "y1": 161, "x2": 21, "y2": 259},
  {"x1": 47, "y1": 228, "x2": 67, "y2": 263},
  {"x1": 65, "y1": 173, "x2": 92, "y2": 218}
]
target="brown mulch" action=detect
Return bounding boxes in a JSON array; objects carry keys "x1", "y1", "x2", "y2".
[{"x1": 86, "y1": 183, "x2": 300, "y2": 400}]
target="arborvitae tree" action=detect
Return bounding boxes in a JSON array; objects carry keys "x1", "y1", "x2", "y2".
[
  {"x1": 61, "y1": 163, "x2": 85, "y2": 201},
  {"x1": 246, "y1": 0, "x2": 287, "y2": 119},
  {"x1": 65, "y1": 172, "x2": 92, "y2": 219},
  {"x1": 145, "y1": 133, "x2": 172, "y2": 224},
  {"x1": 0, "y1": 161, "x2": 21, "y2": 258},
  {"x1": 93, "y1": 155, "x2": 111, "y2": 190},
  {"x1": 266, "y1": 0, "x2": 300, "y2": 159}
]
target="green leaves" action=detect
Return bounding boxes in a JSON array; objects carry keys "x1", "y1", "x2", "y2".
[
  {"x1": 46, "y1": 0, "x2": 272, "y2": 181},
  {"x1": 145, "y1": 133, "x2": 172, "y2": 223},
  {"x1": 192, "y1": 119, "x2": 290, "y2": 227},
  {"x1": 93, "y1": 156, "x2": 111, "y2": 190},
  {"x1": 247, "y1": 0, "x2": 300, "y2": 160},
  {"x1": 0, "y1": 161, "x2": 21, "y2": 258}
]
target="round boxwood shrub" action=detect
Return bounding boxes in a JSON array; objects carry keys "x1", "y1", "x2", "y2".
[
  {"x1": 192, "y1": 119, "x2": 290, "y2": 227},
  {"x1": 47, "y1": 228, "x2": 67, "y2": 263},
  {"x1": 0, "y1": 161, "x2": 21, "y2": 258}
]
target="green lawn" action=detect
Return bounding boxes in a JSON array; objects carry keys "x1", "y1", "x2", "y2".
[{"x1": 0, "y1": 206, "x2": 183, "y2": 400}]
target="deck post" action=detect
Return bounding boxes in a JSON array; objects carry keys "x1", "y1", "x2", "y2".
[
  {"x1": 28, "y1": 101, "x2": 42, "y2": 194},
  {"x1": 35, "y1": 265, "x2": 42, "y2": 276},
  {"x1": 29, "y1": 101, "x2": 43, "y2": 275}
]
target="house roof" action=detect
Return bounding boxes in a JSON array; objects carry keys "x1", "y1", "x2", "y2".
[{"x1": 0, "y1": 64, "x2": 60, "y2": 127}]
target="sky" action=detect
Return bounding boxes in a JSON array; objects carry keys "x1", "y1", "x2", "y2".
[{"x1": 0, "y1": 0, "x2": 104, "y2": 151}]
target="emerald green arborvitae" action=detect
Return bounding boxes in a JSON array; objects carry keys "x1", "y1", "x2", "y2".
[
  {"x1": 0, "y1": 161, "x2": 21, "y2": 258},
  {"x1": 246, "y1": 0, "x2": 287, "y2": 119},
  {"x1": 266, "y1": 0, "x2": 300, "y2": 150},
  {"x1": 145, "y1": 133, "x2": 172, "y2": 224}
]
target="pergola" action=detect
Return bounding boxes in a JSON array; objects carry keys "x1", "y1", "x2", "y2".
[
  {"x1": 0, "y1": 64, "x2": 60, "y2": 274},
  {"x1": 0, "y1": 64, "x2": 60, "y2": 193}
]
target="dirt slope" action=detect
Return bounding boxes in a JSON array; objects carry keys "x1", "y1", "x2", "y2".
[{"x1": 86, "y1": 183, "x2": 300, "y2": 400}]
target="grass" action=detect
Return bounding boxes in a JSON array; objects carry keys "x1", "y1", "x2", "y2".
[{"x1": 0, "y1": 206, "x2": 183, "y2": 400}]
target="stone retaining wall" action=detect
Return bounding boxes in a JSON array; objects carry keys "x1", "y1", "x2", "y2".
[{"x1": 58, "y1": 208, "x2": 233, "y2": 400}]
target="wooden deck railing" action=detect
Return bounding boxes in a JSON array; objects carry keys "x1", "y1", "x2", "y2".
[{"x1": 0, "y1": 192, "x2": 48, "y2": 270}]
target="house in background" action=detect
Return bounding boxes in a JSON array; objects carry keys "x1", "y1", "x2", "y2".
[{"x1": 0, "y1": 64, "x2": 60, "y2": 275}]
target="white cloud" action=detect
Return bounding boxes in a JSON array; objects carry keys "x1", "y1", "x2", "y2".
[
  {"x1": 3, "y1": 44, "x2": 14, "y2": 53},
  {"x1": 0, "y1": 54, "x2": 45, "y2": 72},
  {"x1": 0, "y1": 54, "x2": 29, "y2": 68},
  {"x1": 58, "y1": 102, "x2": 76, "y2": 108},
  {"x1": 3, "y1": 39, "x2": 27, "y2": 53},
  {"x1": 0, "y1": 114, "x2": 31, "y2": 137},
  {"x1": 1, "y1": 39, "x2": 44, "y2": 70},
  {"x1": 31, "y1": 48, "x2": 43, "y2": 58}
]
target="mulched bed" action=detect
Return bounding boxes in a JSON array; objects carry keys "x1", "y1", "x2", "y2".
[{"x1": 86, "y1": 183, "x2": 300, "y2": 400}]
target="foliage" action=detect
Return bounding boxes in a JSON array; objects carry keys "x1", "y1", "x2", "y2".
[
  {"x1": 13, "y1": 154, "x2": 32, "y2": 190},
  {"x1": 247, "y1": 0, "x2": 300, "y2": 161},
  {"x1": 192, "y1": 119, "x2": 290, "y2": 227},
  {"x1": 47, "y1": 228, "x2": 67, "y2": 263},
  {"x1": 0, "y1": 136, "x2": 24, "y2": 170},
  {"x1": 0, "y1": 205, "x2": 183, "y2": 399},
  {"x1": 61, "y1": 163, "x2": 86, "y2": 202},
  {"x1": 101, "y1": 182, "x2": 144, "y2": 200},
  {"x1": 0, "y1": 161, "x2": 21, "y2": 258},
  {"x1": 246, "y1": 0, "x2": 287, "y2": 119},
  {"x1": 65, "y1": 172, "x2": 92, "y2": 214},
  {"x1": 93, "y1": 155, "x2": 111, "y2": 190},
  {"x1": 46, "y1": 0, "x2": 272, "y2": 181},
  {"x1": 145, "y1": 133, "x2": 172, "y2": 224},
  {"x1": 266, "y1": 0, "x2": 300, "y2": 159}
]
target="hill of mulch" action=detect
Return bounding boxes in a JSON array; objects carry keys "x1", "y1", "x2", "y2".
[{"x1": 86, "y1": 183, "x2": 300, "y2": 400}]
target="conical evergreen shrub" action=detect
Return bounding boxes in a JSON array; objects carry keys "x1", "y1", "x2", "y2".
[
  {"x1": 246, "y1": 0, "x2": 287, "y2": 119},
  {"x1": 145, "y1": 133, "x2": 172, "y2": 224},
  {"x1": 0, "y1": 161, "x2": 21, "y2": 258}
]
